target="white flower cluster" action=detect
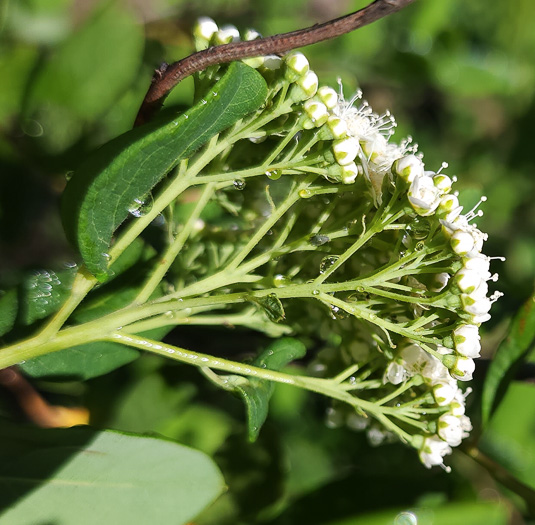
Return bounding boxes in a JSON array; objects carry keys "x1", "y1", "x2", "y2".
[
  {"x1": 191, "y1": 18, "x2": 503, "y2": 472},
  {"x1": 384, "y1": 343, "x2": 472, "y2": 471}
]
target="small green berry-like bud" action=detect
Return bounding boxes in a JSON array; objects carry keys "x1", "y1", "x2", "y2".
[
  {"x1": 317, "y1": 86, "x2": 338, "y2": 109},
  {"x1": 333, "y1": 137, "x2": 359, "y2": 166}
]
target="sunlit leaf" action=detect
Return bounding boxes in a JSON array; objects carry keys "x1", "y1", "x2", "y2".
[
  {"x1": 61, "y1": 61, "x2": 268, "y2": 280},
  {"x1": 0, "y1": 423, "x2": 225, "y2": 525}
]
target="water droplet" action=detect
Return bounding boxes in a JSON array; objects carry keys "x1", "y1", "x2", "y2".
[
  {"x1": 128, "y1": 193, "x2": 154, "y2": 217},
  {"x1": 407, "y1": 217, "x2": 431, "y2": 240},
  {"x1": 65, "y1": 171, "x2": 74, "y2": 182},
  {"x1": 415, "y1": 241, "x2": 424, "y2": 251},
  {"x1": 233, "y1": 179, "x2": 246, "y2": 190},
  {"x1": 330, "y1": 305, "x2": 349, "y2": 320},
  {"x1": 299, "y1": 189, "x2": 313, "y2": 199},
  {"x1": 265, "y1": 169, "x2": 282, "y2": 180},
  {"x1": 319, "y1": 255, "x2": 339, "y2": 274},
  {"x1": 200, "y1": 99, "x2": 207, "y2": 105},
  {"x1": 164, "y1": 311, "x2": 175, "y2": 319},
  {"x1": 356, "y1": 286, "x2": 364, "y2": 293},
  {"x1": 212, "y1": 91, "x2": 219, "y2": 97},
  {"x1": 312, "y1": 289, "x2": 320, "y2": 296},
  {"x1": 183, "y1": 114, "x2": 189, "y2": 119},
  {"x1": 273, "y1": 274, "x2": 290, "y2": 287},
  {"x1": 369, "y1": 313, "x2": 377, "y2": 321},
  {"x1": 309, "y1": 234, "x2": 330, "y2": 246},
  {"x1": 102, "y1": 253, "x2": 112, "y2": 261}
]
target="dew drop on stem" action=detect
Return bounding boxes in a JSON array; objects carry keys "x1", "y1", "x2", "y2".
[
  {"x1": 265, "y1": 169, "x2": 282, "y2": 180},
  {"x1": 128, "y1": 193, "x2": 154, "y2": 217},
  {"x1": 233, "y1": 179, "x2": 246, "y2": 190},
  {"x1": 319, "y1": 255, "x2": 339, "y2": 274}
]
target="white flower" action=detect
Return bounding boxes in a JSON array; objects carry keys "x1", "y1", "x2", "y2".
[
  {"x1": 393, "y1": 154, "x2": 424, "y2": 183},
  {"x1": 303, "y1": 100, "x2": 329, "y2": 128},
  {"x1": 333, "y1": 138, "x2": 360, "y2": 165},
  {"x1": 455, "y1": 268, "x2": 484, "y2": 294},
  {"x1": 262, "y1": 55, "x2": 282, "y2": 70},
  {"x1": 194, "y1": 17, "x2": 218, "y2": 43},
  {"x1": 327, "y1": 116, "x2": 348, "y2": 139},
  {"x1": 460, "y1": 414, "x2": 473, "y2": 434},
  {"x1": 463, "y1": 254, "x2": 492, "y2": 281},
  {"x1": 399, "y1": 344, "x2": 449, "y2": 384},
  {"x1": 436, "y1": 194, "x2": 463, "y2": 222},
  {"x1": 433, "y1": 173, "x2": 453, "y2": 193},
  {"x1": 419, "y1": 436, "x2": 452, "y2": 470},
  {"x1": 214, "y1": 24, "x2": 240, "y2": 44},
  {"x1": 450, "y1": 356, "x2": 476, "y2": 381},
  {"x1": 408, "y1": 174, "x2": 441, "y2": 216},
  {"x1": 285, "y1": 52, "x2": 310, "y2": 81},
  {"x1": 433, "y1": 381, "x2": 458, "y2": 406},
  {"x1": 450, "y1": 230, "x2": 475, "y2": 255},
  {"x1": 341, "y1": 163, "x2": 361, "y2": 184},
  {"x1": 317, "y1": 86, "x2": 338, "y2": 110},
  {"x1": 384, "y1": 361, "x2": 408, "y2": 385},
  {"x1": 243, "y1": 28, "x2": 262, "y2": 41},
  {"x1": 430, "y1": 272, "x2": 450, "y2": 292},
  {"x1": 442, "y1": 215, "x2": 488, "y2": 253},
  {"x1": 438, "y1": 414, "x2": 464, "y2": 446},
  {"x1": 296, "y1": 70, "x2": 318, "y2": 98},
  {"x1": 453, "y1": 324, "x2": 481, "y2": 358},
  {"x1": 461, "y1": 293, "x2": 491, "y2": 316}
]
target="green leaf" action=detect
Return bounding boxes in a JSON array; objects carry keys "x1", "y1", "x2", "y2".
[
  {"x1": 252, "y1": 293, "x2": 286, "y2": 323},
  {"x1": 62, "y1": 61, "x2": 268, "y2": 280},
  {"x1": 231, "y1": 337, "x2": 306, "y2": 442},
  {"x1": 18, "y1": 267, "x2": 78, "y2": 325},
  {"x1": 481, "y1": 294, "x2": 535, "y2": 425},
  {"x1": 25, "y1": 3, "x2": 143, "y2": 119},
  {"x1": 0, "y1": 423, "x2": 225, "y2": 525},
  {"x1": 18, "y1": 274, "x2": 168, "y2": 380},
  {"x1": 0, "y1": 289, "x2": 18, "y2": 337},
  {"x1": 480, "y1": 382, "x2": 535, "y2": 495},
  {"x1": 18, "y1": 341, "x2": 139, "y2": 381}
]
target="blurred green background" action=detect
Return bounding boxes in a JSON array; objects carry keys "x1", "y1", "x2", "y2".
[{"x1": 1, "y1": 0, "x2": 535, "y2": 523}]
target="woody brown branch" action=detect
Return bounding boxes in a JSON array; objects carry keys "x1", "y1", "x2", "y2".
[{"x1": 134, "y1": 0, "x2": 416, "y2": 126}]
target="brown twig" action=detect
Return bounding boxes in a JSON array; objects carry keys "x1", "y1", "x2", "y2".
[
  {"x1": 0, "y1": 367, "x2": 89, "y2": 428},
  {"x1": 135, "y1": 0, "x2": 416, "y2": 126}
]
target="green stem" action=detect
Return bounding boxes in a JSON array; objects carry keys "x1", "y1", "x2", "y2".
[
  {"x1": 22, "y1": 267, "x2": 98, "y2": 343},
  {"x1": 135, "y1": 183, "x2": 217, "y2": 304}
]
